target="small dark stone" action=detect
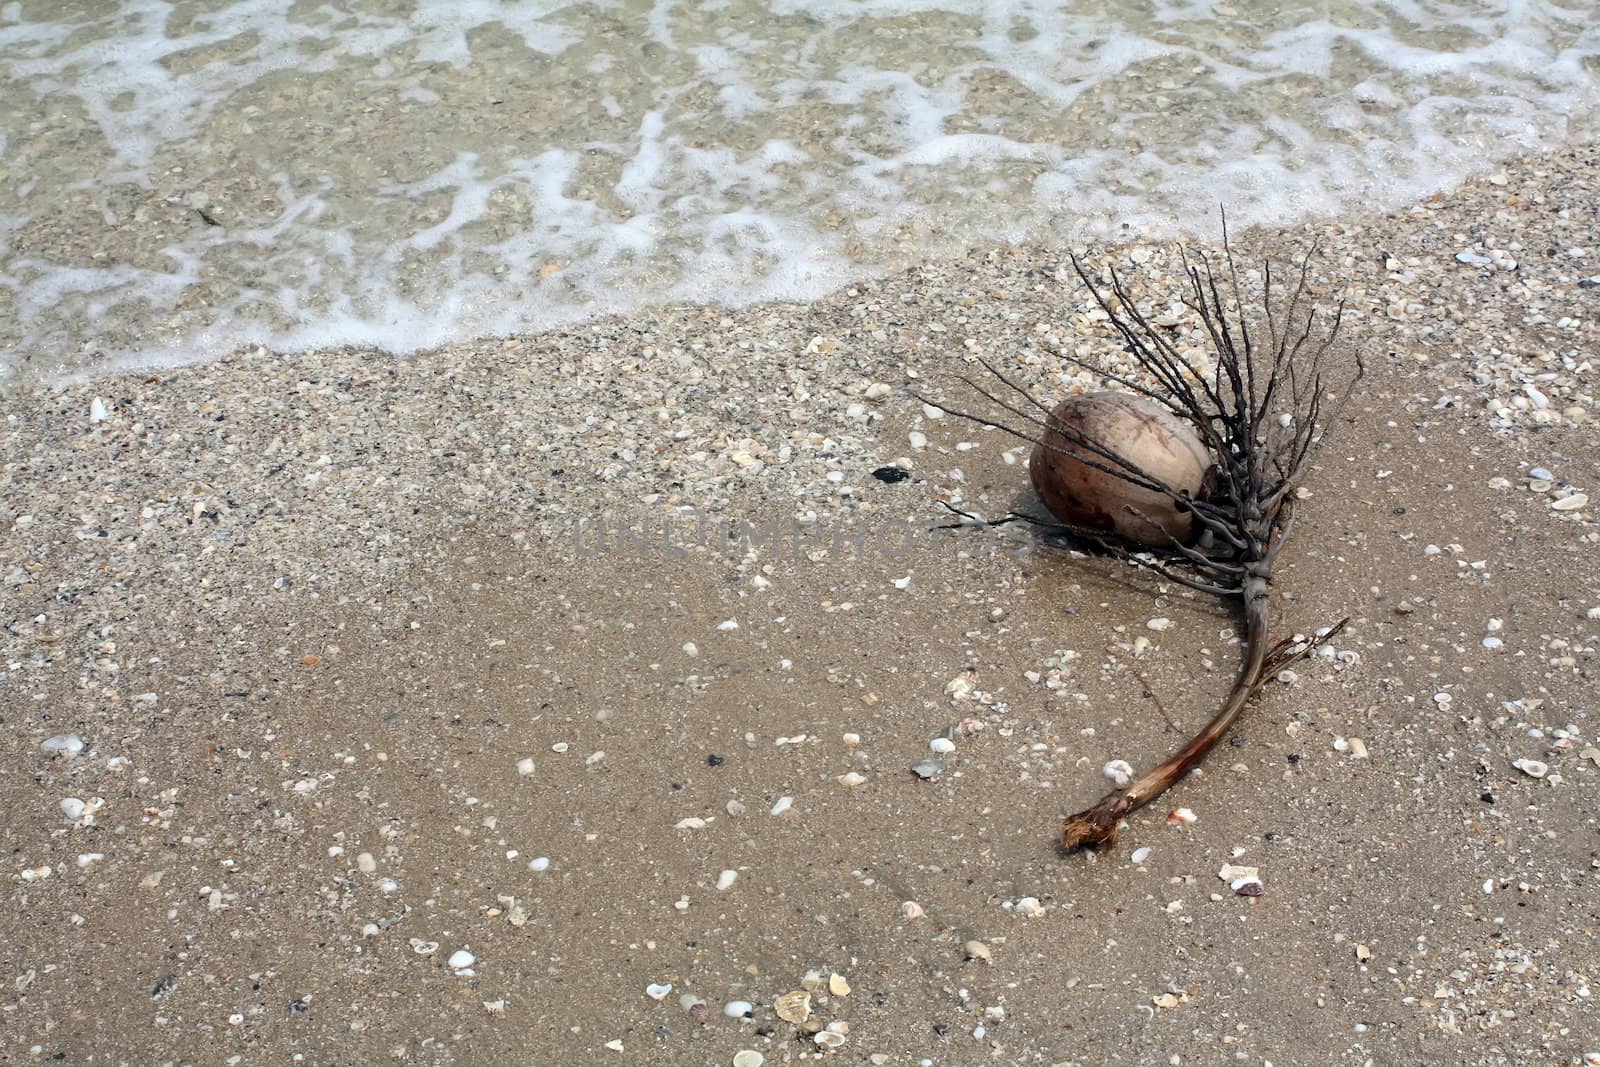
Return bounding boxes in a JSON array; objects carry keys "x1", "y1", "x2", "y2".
[
  {"x1": 290, "y1": 998, "x2": 309, "y2": 1014},
  {"x1": 706, "y1": 754, "x2": 724, "y2": 767},
  {"x1": 1480, "y1": 792, "x2": 1496, "y2": 804},
  {"x1": 1392, "y1": 506, "x2": 1407, "y2": 515},
  {"x1": 1286, "y1": 753, "x2": 1301, "y2": 764},
  {"x1": 872, "y1": 465, "x2": 911, "y2": 484}
]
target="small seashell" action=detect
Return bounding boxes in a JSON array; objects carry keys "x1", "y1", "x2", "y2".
[
  {"x1": 723, "y1": 1000, "x2": 754, "y2": 1018},
  {"x1": 1552, "y1": 493, "x2": 1589, "y2": 511},
  {"x1": 770, "y1": 796, "x2": 794, "y2": 816},
  {"x1": 813, "y1": 1030, "x2": 847, "y2": 1049},
  {"x1": 901, "y1": 900, "x2": 925, "y2": 920},
  {"x1": 1103, "y1": 759, "x2": 1134, "y2": 788},
  {"x1": 929, "y1": 736, "x2": 956, "y2": 754},
  {"x1": 1015, "y1": 896, "x2": 1045, "y2": 917},
  {"x1": 516, "y1": 757, "x2": 535, "y2": 776},
  {"x1": 1512, "y1": 758, "x2": 1549, "y2": 779},
  {"x1": 1528, "y1": 467, "x2": 1554, "y2": 481},
  {"x1": 836, "y1": 771, "x2": 868, "y2": 788},
  {"x1": 828, "y1": 973, "x2": 851, "y2": 996},
  {"x1": 409, "y1": 939, "x2": 439, "y2": 956},
  {"x1": 716, "y1": 869, "x2": 738, "y2": 892},
  {"x1": 447, "y1": 949, "x2": 476, "y2": 970},
  {"x1": 1166, "y1": 807, "x2": 1197, "y2": 825},
  {"x1": 60, "y1": 797, "x2": 87, "y2": 821},
  {"x1": 910, "y1": 759, "x2": 946, "y2": 780},
  {"x1": 1153, "y1": 992, "x2": 1181, "y2": 1009},
  {"x1": 964, "y1": 940, "x2": 992, "y2": 962},
  {"x1": 732, "y1": 1052, "x2": 765, "y2": 1067},
  {"x1": 1131, "y1": 846, "x2": 1152, "y2": 864},
  {"x1": 646, "y1": 983, "x2": 673, "y2": 1001},
  {"x1": 774, "y1": 990, "x2": 812, "y2": 1025},
  {"x1": 41, "y1": 734, "x2": 85, "y2": 756},
  {"x1": 1528, "y1": 479, "x2": 1553, "y2": 492}
]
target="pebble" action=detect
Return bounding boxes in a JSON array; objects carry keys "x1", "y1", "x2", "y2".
[
  {"x1": 929, "y1": 736, "x2": 956, "y2": 754},
  {"x1": 901, "y1": 900, "x2": 926, "y2": 920},
  {"x1": 356, "y1": 852, "x2": 377, "y2": 874},
  {"x1": 724, "y1": 1000, "x2": 754, "y2": 1018},
  {"x1": 89, "y1": 397, "x2": 108, "y2": 423},
  {"x1": 528, "y1": 856, "x2": 550, "y2": 871},
  {"x1": 716, "y1": 618, "x2": 739, "y2": 631},
  {"x1": 716, "y1": 869, "x2": 738, "y2": 891},
  {"x1": 516, "y1": 757, "x2": 535, "y2": 776},
  {"x1": 910, "y1": 759, "x2": 947, "y2": 780},
  {"x1": 836, "y1": 771, "x2": 868, "y2": 788},
  {"x1": 1146, "y1": 617, "x2": 1172, "y2": 631},
  {"x1": 447, "y1": 949, "x2": 476, "y2": 970},
  {"x1": 964, "y1": 940, "x2": 993, "y2": 962},
  {"x1": 59, "y1": 797, "x2": 86, "y2": 821},
  {"x1": 40, "y1": 733, "x2": 84, "y2": 756},
  {"x1": 1015, "y1": 896, "x2": 1045, "y2": 917},
  {"x1": 770, "y1": 796, "x2": 794, "y2": 816},
  {"x1": 1131, "y1": 846, "x2": 1152, "y2": 864},
  {"x1": 1551, "y1": 493, "x2": 1588, "y2": 511}
]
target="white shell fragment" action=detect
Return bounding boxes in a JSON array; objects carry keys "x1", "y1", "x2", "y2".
[
  {"x1": 1103, "y1": 759, "x2": 1134, "y2": 788},
  {"x1": 929, "y1": 736, "x2": 956, "y2": 754},
  {"x1": 1551, "y1": 493, "x2": 1588, "y2": 511},
  {"x1": 716, "y1": 869, "x2": 738, "y2": 892},
  {"x1": 1218, "y1": 863, "x2": 1263, "y2": 895},
  {"x1": 447, "y1": 949, "x2": 476, "y2": 970},
  {"x1": 41, "y1": 734, "x2": 85, "y2": 756},
  {"x1": 646, "y1": 983, "x2": 673, "y2": 1001},
  {"x1": 723, "y1": 1000, "x2": 754, "y2": 1018},
  {"x1": 732, "y1": 1052, "x2": 765, "y2": 1067},
  {"x1": 1513, "y1": 758, "x2": 1549, "y2": 779},
  {"x1": 773, "y1": 990, "x2": 812, "y2": 1024}
]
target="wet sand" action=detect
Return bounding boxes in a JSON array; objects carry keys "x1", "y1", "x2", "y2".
[{"x1": 2, "y1": 144, "x2": 1598, "y2": 1065}]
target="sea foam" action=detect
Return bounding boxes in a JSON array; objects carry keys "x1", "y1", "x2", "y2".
[{"x1": 0, "y1": 0, "x2": 1596, "y2": 379}]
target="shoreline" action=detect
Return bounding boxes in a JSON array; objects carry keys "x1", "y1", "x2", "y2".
[{"x1": 2, "y1": 141, "x2": 1598, "y2": 1063}]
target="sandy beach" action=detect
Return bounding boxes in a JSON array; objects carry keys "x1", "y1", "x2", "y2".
[{"x1": 3, "y1": 142, "x2": 1598, "y2": 1066}]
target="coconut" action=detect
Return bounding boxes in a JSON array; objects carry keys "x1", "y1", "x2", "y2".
[{"x1": 1029, "y1": 392, "x2": 1213, "y2": 546}]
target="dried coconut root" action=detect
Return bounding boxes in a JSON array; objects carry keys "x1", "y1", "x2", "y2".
[{"x1": 930, "y1": 232, "x2": 1364, "y2": 852}]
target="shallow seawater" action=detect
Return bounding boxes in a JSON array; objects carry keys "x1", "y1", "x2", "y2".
[{"x1": 1, "y1": 0, "x2": 1597, "y2": 379}]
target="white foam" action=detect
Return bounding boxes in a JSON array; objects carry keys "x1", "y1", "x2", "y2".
[{"x1": 1, "y1": 0, "x2": 1597, "y2": 379}]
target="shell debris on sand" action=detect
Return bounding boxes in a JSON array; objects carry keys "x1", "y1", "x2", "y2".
[{"x1": 773, "y1": 989, "x2": 812, "y2": 1024}]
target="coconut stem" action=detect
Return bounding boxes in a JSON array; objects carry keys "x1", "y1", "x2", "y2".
[
  {"x1": 1060, "y1": 568, "x2": 1349, "y2": 851},
  {"x1": 1060, "y1": 571, "x2": 1270, "y2": 850}
]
